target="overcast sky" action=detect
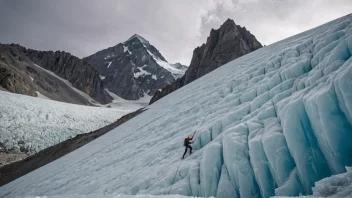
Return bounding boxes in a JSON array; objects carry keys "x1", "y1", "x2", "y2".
[{"x1": 1, "y1": 0, "x2": 351, "y2": 65}]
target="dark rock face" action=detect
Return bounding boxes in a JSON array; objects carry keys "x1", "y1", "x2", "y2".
[
  {"x1": 84, "y1": 34, "x2": 187, "y2": 100},
  {"x1": 0, "y1": 108, "x2": 145, "y2": 187},
  {"x1": 150, "y1": 19, "x2": 262, "y2": 104},
  {"x1": 0, "y1": 44, "x2": 112, "y2": 105},
  {"x1": 0, "y1": 48, "x2": 37, "y2": 97},
  {"x1": 0, "y1": 66, "x2": 36, "y2": 97}
]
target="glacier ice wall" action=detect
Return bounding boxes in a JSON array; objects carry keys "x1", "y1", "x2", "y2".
[{"x1": 1, "y1": 14, "x2": 352, "y2": 198}]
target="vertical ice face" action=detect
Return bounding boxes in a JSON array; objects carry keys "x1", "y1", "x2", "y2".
[{"x1": 1, "y1": 14, "x2": 352, "y2": 198}]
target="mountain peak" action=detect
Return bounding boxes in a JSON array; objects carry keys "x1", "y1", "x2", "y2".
[
  {"x1": 220, "y1": 18, "x2": 236, "y2": 30},
  {"x1": 223, "y1": 18, "x2": 235, "y2": 25},
  {"x1": 125, "y1": 34, "x2": 149, "y2": 45}
]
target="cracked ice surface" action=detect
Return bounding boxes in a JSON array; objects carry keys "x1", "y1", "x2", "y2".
[
  {"x1": 2, "y1": 14, "x2": 352, "y2": 198},
  {"x1": 0, "y1": 91, "x2": 128, "y2": 154}
]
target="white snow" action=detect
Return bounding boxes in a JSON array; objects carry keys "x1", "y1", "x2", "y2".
[
  {"x1": 0, "y1": 91, "x2": 128, "y2": 154},
  {"x1": 104, "y1": 54, "x2": 115, "y2": 60},
  {"x1": 144, "y1": 47, "x2": 186, "y2": 78},
  {"x1": 123, "y1": 45, "x2": 130, "y2": 54},
  {"x1": 100, "y1": 75, "x2": 106, "y2": 80},
  {"x1": 35, "y1": 91, "x2": 49, "y2": 99},
  {"x1": 105, "y1": 88, "x2": 150, "y2": 112},
  {"x1": 155, "y1": 58, "x2": 185, "y2": 76},
  {"x1": 134, "y1": 65, "x2": 152, "y2": 78},
  {"x1": 132, "y1": 64, "x2": 158, "y2": 80},
  {"x1": 1, "y1": 14, "x2": 352, "y2": 198},
  {"x1": 107, "y1": 61, "x2": 113, "y2": 68}
]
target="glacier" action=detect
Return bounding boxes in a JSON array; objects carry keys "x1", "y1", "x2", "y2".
[
  {"x1": 1, "y1": 14, "x2": 352, "y2": 198},
  {"x1": 0, "y1": 91, "x2": 129, "y2": 154}
]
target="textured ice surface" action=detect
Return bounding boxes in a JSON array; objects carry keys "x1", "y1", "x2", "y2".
[
  {"x1": 312, "y1": 166, "x2": 352, "y2": 197},
  {"x1": 273, "y1": 167, "x2": 352, "y2": 197},
  {"x1": 1, "y1": 14, "x2": 352, "y2": 198},
  {"x1": 0, "y1": 91, "x2": 129, "y2": 154}
]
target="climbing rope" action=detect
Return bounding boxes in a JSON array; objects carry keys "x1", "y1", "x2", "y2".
[{"x1": 167, "y1": 159, "x2": 183, "y2": 194}]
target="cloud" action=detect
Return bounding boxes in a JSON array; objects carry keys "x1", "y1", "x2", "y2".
[{"x1": 0, "y1": 0, "x2": 351, "y2": 65}]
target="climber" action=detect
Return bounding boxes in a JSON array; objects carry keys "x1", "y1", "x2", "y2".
[{"x1": 182, "y1": 135, "x2": 193, "y2": 159}]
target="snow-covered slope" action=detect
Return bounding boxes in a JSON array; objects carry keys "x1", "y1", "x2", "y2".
[
  {"x1": 1, "y1": 14, "x2": 352, "y2": 198},
  {"x1": 104, "y1": 89, "x2": 150, "y2": 111},
  {"x1": 0, "y1": 91, "x2": 129, "y2": 154}
]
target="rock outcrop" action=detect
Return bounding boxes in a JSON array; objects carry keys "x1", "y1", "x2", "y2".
[
  {"x1": 84, "y1": 34, "x2": 187, "y2": 100},
  {"x1": 0, "y1": 66, "x2": 36, "y2": 97},
  {"x1": 150, "y1": 19, "x2": 262, "y2": 104}
]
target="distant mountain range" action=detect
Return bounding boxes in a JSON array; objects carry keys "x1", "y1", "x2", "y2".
[
  {"x1": 0, "y1": 36, "x2": 187, "y2": 104},
  {"x1": 0, "y1": 19, "x2": 261, "y2": 106}
]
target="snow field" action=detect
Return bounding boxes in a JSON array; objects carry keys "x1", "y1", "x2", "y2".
[
  {"x1": 0, "y1": 91, "x2": 129, "y2": 154},
  {"x1": 1, "y1": 14, "x2": 352, "y2": 198},
  {"x1": 104, "y1": 89, "x2": 150, "y2": 111}
]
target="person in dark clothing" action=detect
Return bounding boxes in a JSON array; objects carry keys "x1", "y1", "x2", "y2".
[{"x1": 182, "y1": 136, "x2": 193, "y2": 159}]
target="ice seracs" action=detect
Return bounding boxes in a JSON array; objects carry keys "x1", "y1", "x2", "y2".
[
  {"x1": 1, "y1": 14, "x2": 352, "y2": 198},
  {"x1": 0, "y1": 91, "x2": 129, "y2": 155}
]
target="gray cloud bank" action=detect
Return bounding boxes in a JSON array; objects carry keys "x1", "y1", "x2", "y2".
[{"x1": 0, "y1": 0, "x2": 351, "y2": 65}]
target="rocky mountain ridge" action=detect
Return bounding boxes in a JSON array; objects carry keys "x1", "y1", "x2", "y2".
[
  {"x1": 0, "y1": 44, "x2": 112, "y2": 105},
  {"x1": 150, "y1": 19, "x2": 262, "y2": 104},
  {"x1": 84, "y1": 34, "x2": 187, "y2": 100}
]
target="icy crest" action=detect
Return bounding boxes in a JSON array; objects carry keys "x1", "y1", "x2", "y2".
[{"x1": 1, "y1": 14, "x2": 352, "y2": 198}]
